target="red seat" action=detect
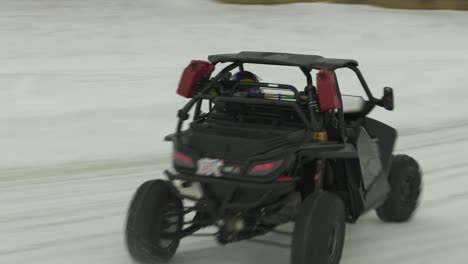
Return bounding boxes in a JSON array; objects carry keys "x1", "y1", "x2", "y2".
[{"x1": 316, "y1": 70, "x2": 341, "y2": 111}]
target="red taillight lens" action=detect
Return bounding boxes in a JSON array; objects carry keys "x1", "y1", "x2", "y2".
[
  {"x1": 249, "y1": 160, "x2": 283, "y2": 176},
  {"x1": 174, "y1": 152, "x2": 195, "y2": 168},
  {"x1": 276, "y1": 175, "x2": 292, "y2": 182},
  {"x1": 251, "y1": 163, "x2": 274, "y2": 172}
]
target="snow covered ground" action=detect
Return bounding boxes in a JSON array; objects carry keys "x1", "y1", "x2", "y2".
[{"x1": 1, "y1": 0, "x2": 468, "y2": 263}]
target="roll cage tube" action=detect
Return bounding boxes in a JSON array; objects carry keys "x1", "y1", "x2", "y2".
[
  {"x1": 176, "y1": 95, "x2": 313, "y2": 134},
  {"x1": 176, "y1": 63, "x2": 320, "y2": 134},
  {"x1": 175, "y1": 63, "x2": 378, "y2": 138},
  {"x1": 346, "y1": 65, "x2": 379, "y2": 115},
  {"x1": 213, "y1": 96, "x2": 312, "y2": 129},
  {"x1": 231, "y1": 82, "x2": 300, "y2": 101},
  {"x1": 176, "y1": 94, "x2": 216, "y2": 134},
  {"x1": 176, "y1": 62, "x2": 241, "y2": 132},
  {"x1": 333, "y1": 73, "x2": 347, "y2": 142}
]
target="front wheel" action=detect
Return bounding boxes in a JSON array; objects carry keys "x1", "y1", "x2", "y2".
[
  {"x1": 291, "y1": 192, "x2": 346, "y2": 264},
  {"x1": 376, "y1": 154, "x2": 422, "y2": 222},
  {"x1": 125, "y1": 180, "x2": 183, "y2": 263}
]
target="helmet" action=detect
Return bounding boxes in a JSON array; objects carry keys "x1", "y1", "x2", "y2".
[{"x1": 231, "y1": 71, "x2": 259, "y2": 83}]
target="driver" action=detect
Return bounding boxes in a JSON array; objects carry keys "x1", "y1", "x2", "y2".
[
  {"x1": 231, "y1": 70, "x2": 259, "y2": 83},
  {"x1": 230, "y1": 71, "x2": 261, "y2": 97}
]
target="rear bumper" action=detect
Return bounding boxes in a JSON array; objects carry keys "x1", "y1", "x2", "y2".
[
  {"x1": 165, "y1": 169, "x2": 294, "y2": 189},
  {"x1": 164, "y1": 170, "x2": 294, "y2": 211}
]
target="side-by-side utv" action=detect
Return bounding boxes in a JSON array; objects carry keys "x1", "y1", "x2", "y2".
[{"x1": 125, "y1": 52, "x2": 422, "y2": 264}]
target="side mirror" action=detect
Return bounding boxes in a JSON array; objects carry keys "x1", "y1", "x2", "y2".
[{"x1": 379, "y1": 87, "x2": 394, "y2": 111}]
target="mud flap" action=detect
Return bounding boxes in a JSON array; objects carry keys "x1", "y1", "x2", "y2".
[{"x1": 355, "y1": 127, "x2": 390, "y2": 210}]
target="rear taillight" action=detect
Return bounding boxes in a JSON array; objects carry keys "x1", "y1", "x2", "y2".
[
  {"x1": 248, "y1": 160, "x2": 283, "y2": 176},
  {"x1": 276, "y1": 175, "x2": 292, "y2": 182},
  {"x1": 174, "y1": 152, "x2": 195, "y2": 168}
]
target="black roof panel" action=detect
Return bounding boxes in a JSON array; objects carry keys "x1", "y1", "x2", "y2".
[{"x1": 208, "y1": 51, "x2": 358, "y2": 71}]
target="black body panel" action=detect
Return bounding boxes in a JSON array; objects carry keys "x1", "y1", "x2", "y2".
[
  {"x1": 298, "y1": 143, "x2": 358, "y2": 159},
  {"x1": 180, "y1": 122, "x2": 302, "y2": 161},
  {"x1": 342, "y1": 159, "x2": 366, "y2": 221},
  {"x1": 173, "y1": 122, "x2": 302, "y2": 183}
]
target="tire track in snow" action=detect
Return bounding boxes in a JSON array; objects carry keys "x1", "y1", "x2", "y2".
[
  {"x1": 399, "y1": 118, "x2": 468, "y2": 137},
  {"x1": 398, "y1": 119, "x2": 468, "y2": 152},
  {"x1": 0, "y1": 230, "x2": 119, "y2": 256},
  {"x1": 424, "y1": 190, "x2": 468, "y2": 207}
]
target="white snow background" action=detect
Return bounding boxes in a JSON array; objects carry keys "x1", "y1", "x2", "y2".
[{"x1": 1, "y1": 0, "x2": 468, "y2": 263}]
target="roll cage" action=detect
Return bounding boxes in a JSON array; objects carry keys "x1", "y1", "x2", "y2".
[{"x1": 176, "y1": 52, "x2": 385, "y2": 142}]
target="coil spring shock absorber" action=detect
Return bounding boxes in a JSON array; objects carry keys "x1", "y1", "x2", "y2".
[
  {"x1": 308, "y1": 87, "x2": 320, "y2": 113},
  {"x1": 307, "y1": 85, "x2": 324, "y2": 131},
  {"x1": 308, "y1": 99, "x2": 320, "y2": 112}
]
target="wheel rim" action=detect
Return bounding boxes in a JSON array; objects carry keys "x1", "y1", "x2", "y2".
[
  {"x1": 158, "y1": 202, "x2": 180, "y2": 248},
  {"x1": 328, "y1": 222, "x2": 340, "y2": 261}
]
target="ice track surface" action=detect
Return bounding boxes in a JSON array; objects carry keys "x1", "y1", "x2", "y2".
[{"x1": 1, "y1": 0, "x2": 468, "y2": 263}]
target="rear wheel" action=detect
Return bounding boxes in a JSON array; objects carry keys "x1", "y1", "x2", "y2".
[
  {"x1": 126, "y1": 180, "x2": 183, "y2": 263},
  {"x1": 291, "y1": 192, "x2": 346, "y2": 264},
  {"x1": 376, "y1": 154, "x2": 422, "y2": 222}
]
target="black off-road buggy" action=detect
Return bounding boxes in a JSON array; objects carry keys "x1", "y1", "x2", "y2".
[{"x1": 125, "y1": 52, "x2": 422, "y2": 264}]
